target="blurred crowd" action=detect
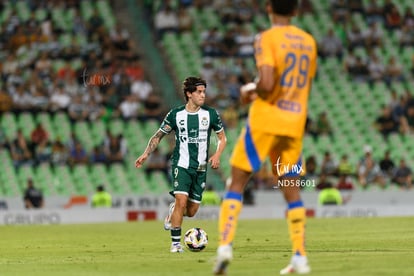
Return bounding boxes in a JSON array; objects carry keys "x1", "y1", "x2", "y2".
[
  {"x1": 0, "y1": 1, "x2": 168, "y2": 172},
  {"x1": 145, "y1": 0, "x2": 414, "y2": 190},
  {"x1": 0, "y1": 0, "x2": 165, "y2": 122}
]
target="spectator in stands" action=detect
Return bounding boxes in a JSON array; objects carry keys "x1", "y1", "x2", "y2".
[
  {"x1": 235, "y1": 25, "x2": 255, "y2": 58},
  {"x1": 35, "y1": 52, "x2": 52, "y2": 78},
  {"x1": 215, "y1": 0, "x2": 237, "y2": 24},
  {"x1": 177, "y1": 6, "x2": 193, "y2": 33},
  {"x1": 68, "y1": 95, "x2": 89, "y2": 123},
  {"x1": 331, "y1": 0, "x2": 349, "y2": 24},
  {"x1": 398, "y1": 23, "x2": 414, "y2": 50},
  {"x1": 91, "y1": 185, "x2": 112, "y2": 208},
  {"x1": 2, "y1": 53, "x2": 19, "y2": 78},
  {"x1": 34, "y1": 139, "x2": 52, "y2": 165},
  {"x1": 200, "y1": 58, "x2": 217, "y2": 89},
  {"x1": 367, "y1": 54, "x2": 385, "y2": 86},
  {"x1": 337, "y1": 154, "x2": 354, "y2": 176},
  {"x1": 316, "y1": 111, "x2": 333, "y2": 139},
  {"x1": 403, "y1": 6, "x2": 414, "y2": 24},
  {"x1": 50, "y1": 138, "x2": 68, "y2": 166},
  {"x1": 320, "y1": 151, "x2": 338, "y2": 176},
  {"x1": 348, "y1": 0, "x2": 365, "y2": 14},
  {"x1": 200, "y1": 27, "x2": 222, "y2": 57},
  {"x1": 57, "y1": 61, "x2": 76, "y2": 80},
  {"x1": 347, "y1": 23, "x2": 365, "y2": 50},
  {"x1": 140, "y1": 93, "x2": 164, "y2": 122},
  {"x1": 336, "y1": 174, "x2": 355, "y2": 190},
  {"x1": 385, "y1": 5, "x2": 402, "y2": 31},
  {"x1": 104, "y1": 134, "x2": 127, "y2": 164},
  {"x1": 10, "y1": 129, "x2": 34, "y2": 168},
  {"x1": 0, "y1": 126, "x2": 9, "y2": 150},
  {"x1": 201, "y1": 185, "x2": 221, "y2": 206},
  {"x1": 379, "y1": 150, "x2": 395, "y2": 179},
  {"x1": 49, "y1": 83, "x2": 71, "y2": 113},
  {"x1": 392, "y1": 159, "x2": 413, "y2": 189},
  {"x1": 403, "y1": 105, "x2": 414, "y2": 133},
  {"x1": 11, "y1": 84, "x2": 33, "y2": 114},
  {"x1": 364, "y1": 22, "x2": 383, "y2": 48},
  {"x1": 110, "y1": 23, "x2": 131, "y2": 52},
  {"x1": 117, "y1": 94, "x2": 141, "y2": 121},
  {"x1": 357, "y1": 146, "x2": 386, "y2": 189},
  {"x1": 24, "y1": 178, "x2": 44, "y2": 209},
  {"x1": 384, "y1": 56, "x2": 405, "y2": 87},
  {"x1": 304, "y1": 155, "x2": 318, "y2": 180},
  {"x1": 316, "y1": 173, "x2": 332, "y2": 190},
  {"x1": 365, "y1": 0, "x2": 384, "y2": 24},
  {"x1": 375, "y1": 105, "x2": 399, "y2": 139},
  {"x1": 0, "y1": 86, "x2": 13, "y2": 113},
  {"x1": 154, "y1": 5, "x2": 179, "y2": 39},
  {"x1": 69, "y1": 141, "x2": 89, "y2": 166},
  {"x1": 30, "y1": 123, "x2": 49, "y2": 152},
  {"x1": 298, "y1": 0, "x2": 314, "y2": 16},
  {"x1": 86, "y1": 99, "x2": 106, "y2": 122},
  {"x1": 88, "y1": 10, "x2": 104, "y2": 33},
  {"x1": 90, "y1": 145, "x2": 107, "y2": 165},
  {"x1": 221, "y1": 102, "x2": 239, "y2": 129},
  {"x1": 144, "y1": 147, "x2": 169, "y2": 181},
  {"x1": 219, "y1": 28, "x2": 238, "y2": 57},
  {"x1": 130, "y1": 74, "x2": 153, "y2": 102},
  {"x1": 348, "y1": 56, "x2": 369, "y2": 82},
  {"x1": 391, "y1": 95, "x2": 408, "y2": 132},
  {"x1": 115, "y1": 73, "x2": 133, "y2": 100},
  {"x1": 319, "y1": 28, "x2": 344, "y2": 61}
]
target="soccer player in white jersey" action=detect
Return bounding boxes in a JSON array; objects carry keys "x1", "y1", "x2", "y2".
[{"x1": 135, "y1": 77, "x2": 227, "y2": 253}]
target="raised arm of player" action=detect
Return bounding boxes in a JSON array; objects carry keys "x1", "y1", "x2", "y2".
[
  {"x1": 208, "y1": 129, "x2": 227, "y2": 169},
  {"x1": 135, "y1": 130, "x2": 166, "y2": 168}
]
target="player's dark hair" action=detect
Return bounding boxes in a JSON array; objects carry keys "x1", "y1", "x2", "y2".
[
  {"x1": 269, "y1": 0, "x2": 298, "y2": 16},
  {"x1": 182, "y1": 77, "x2": 207, "y2": 102}
]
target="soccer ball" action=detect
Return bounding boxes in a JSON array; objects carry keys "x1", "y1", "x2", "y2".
[{"x1": 184, "y1": 227, "x2": 208, "y2": 252}]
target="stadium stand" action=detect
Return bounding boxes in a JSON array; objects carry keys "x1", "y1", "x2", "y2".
[
  {"x1": 0, "y1": 0, "x2": 413, "y2": 199},
  {"x1": 146, "y1": 0, "x2": 414, "y2": 190}
]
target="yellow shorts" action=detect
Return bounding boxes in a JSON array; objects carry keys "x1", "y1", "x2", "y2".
[{"x1": 230, "y1": 124, "x2": 304, "y2": 177}]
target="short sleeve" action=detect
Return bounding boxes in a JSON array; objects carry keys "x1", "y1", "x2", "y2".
[
  {"x1": 159, "y1": 110, "x2": 176, "y2": 134},
  {"x1": 211, "y1": 109, "x2": 224, "y2": 133},
  {"x1": 254, "y1": 32, "x2": 275, "y2": 68}
]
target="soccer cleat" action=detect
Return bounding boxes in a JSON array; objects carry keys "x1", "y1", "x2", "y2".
[
  {"x1": 164, "y1": 202, "x2": 175, "y2": 230},
  {"x1": 170, "y1": 242, "x2": 184, "y2": 253},
  {"x1": 213, "y1": 245, "x2": 233, "y2": 275},
  {"x1": 280, "y1": 258, "x2": 311, "y2": 275}
]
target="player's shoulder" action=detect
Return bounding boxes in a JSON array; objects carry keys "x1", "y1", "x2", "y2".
[
  {"x1": 292, "y1": 25, "x2": 317, "y2": 45},
  {"x1": 201, "y1": 105, "x2": 220, "y2": 115},
  {"x1": 168, "y1": 105, "x2": 186, "y2": 114}
]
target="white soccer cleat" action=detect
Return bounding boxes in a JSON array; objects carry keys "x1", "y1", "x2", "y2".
[
  {"x1": 164, "y1": 202, "x2": 175, "y2": 230},
  {"x1": 280, "y1": 256, "x2": 311, "y2": 275},
  {"x1": 170, "y1": 242, "x2": 184, "y2": 253},
  {"x1": 213, "y1": 245, "x2": 233, "y2": 275}
]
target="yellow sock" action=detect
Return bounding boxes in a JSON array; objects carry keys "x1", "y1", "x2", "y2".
[
  {"x1": 287, "y1": 202, "x2": 307, "y2": 256},
  {"x1": 218, "y1": 192, "x2": 243, "y2": 246}
]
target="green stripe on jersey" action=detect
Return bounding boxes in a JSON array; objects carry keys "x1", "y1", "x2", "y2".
[{"x1": 159, "y1": 105, "x2": 223, "y2": 170}]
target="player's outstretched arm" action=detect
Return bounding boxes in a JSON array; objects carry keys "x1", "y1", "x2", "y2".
[
  {"x1": 135, "y1": 130, "x2": 166, "y2": 168},
  {"x1": 208, "y1": 130, "x2": 227, "y2": 169}
]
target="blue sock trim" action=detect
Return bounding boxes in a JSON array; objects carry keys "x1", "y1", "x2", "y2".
[
  {"x1": 224, "y1": 191, "x2": 242, "y2": 201},
  {"x1": 288, "y1": 200, "x2": 304, "y2": 209}
]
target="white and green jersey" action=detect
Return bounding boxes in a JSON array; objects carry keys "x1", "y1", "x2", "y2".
[{"x1": 159, "y1": 105, "x2": 223, "y2": 170}]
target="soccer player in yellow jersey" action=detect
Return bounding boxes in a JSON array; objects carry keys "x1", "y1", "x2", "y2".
[{"x1": 213, "y1": 0, "x2": 317, "y2": 275}]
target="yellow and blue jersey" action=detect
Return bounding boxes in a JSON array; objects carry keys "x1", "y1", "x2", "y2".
[{"x1": 250, "y1": 25, "x2": 317, "y2": 138}]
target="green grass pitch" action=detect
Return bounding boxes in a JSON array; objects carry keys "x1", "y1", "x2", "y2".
[{"x1": 1, "y1": 217, "x2": 413, "y2": 275}]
